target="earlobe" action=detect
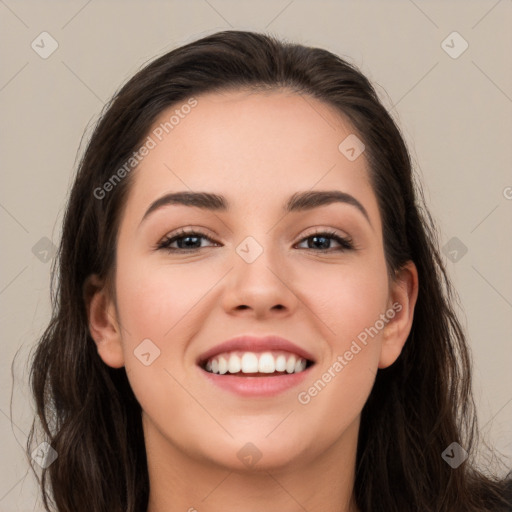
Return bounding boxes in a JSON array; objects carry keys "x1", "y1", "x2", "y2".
[
  {"x1": 83, "y1": 274, "x2": 125, "y2": 369},
  {"x1": 379, "y1": 261, "x2": 419, "y2": 369}
]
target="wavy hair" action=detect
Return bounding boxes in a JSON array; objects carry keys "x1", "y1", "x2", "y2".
[{"x1": 26, "y1": 30, "x2": 511, "y2": 511}]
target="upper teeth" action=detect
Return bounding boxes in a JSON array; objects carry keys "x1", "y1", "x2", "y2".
[{"x1": 204, "y1": 351, "x2": 308, "y2": 375}]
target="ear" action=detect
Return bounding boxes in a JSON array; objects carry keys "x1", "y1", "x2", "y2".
[
  {"x1": 83, "y1": 274, "x2": 125, "y2": 368},
  {"x1": 379, "y1": 261, "x2": 419, "y2": 369}
]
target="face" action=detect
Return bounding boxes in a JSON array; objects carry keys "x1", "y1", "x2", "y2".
[{"x1": 89, "y1": 89, "x2": 417, "y2": 472}]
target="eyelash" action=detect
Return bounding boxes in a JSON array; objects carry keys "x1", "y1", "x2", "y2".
[{"x1": 156, "y1": 228, "x2": 354, "y2": 254}]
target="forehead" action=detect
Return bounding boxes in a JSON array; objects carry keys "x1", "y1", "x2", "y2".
[{"x1": 124, "y1": 89, "x2": 375, "y2": 219}]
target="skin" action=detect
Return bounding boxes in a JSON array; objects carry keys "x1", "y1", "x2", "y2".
[{"x1": 86, "y1": 89, "x2": 418, "y2": 512}]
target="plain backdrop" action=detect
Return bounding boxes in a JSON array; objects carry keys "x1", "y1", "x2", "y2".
[{"x1": 1, "y1": 1, "x2": 511, "y2": 510}]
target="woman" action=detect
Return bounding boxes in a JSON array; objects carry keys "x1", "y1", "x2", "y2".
[{"x1": 27, "y1": 30, "x2": 511, "y2": 511}]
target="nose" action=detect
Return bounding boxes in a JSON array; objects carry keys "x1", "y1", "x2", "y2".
[{"x1": 220, "y1": 237, "x2": 299, "y2": 319}]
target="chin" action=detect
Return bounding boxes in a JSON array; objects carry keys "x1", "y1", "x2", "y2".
[{"x1": 198, "y1": 433, "x2": 313, "y2": 473}]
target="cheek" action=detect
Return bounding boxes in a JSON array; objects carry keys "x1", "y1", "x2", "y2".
[
  {"x1": 297, "y1": 255, "x2": 389, "y2": 348},
  {"x1": 115, "y1": 255, "x2": 203, "y2": 343},
  {"x1": 114, "y1": 255, "x2": 214, "y2": 394},
  {"x1": 293, "y1": 268, "x2": 387, "y2": 437},
  {"x1": 293, "y1": 257, "x2": 388, "y2": 412},
  {"x1": 114, "y1": 259, "x2": 198, "y2": 429}
]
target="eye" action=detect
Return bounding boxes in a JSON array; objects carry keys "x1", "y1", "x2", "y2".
[
  {"x1": 295, "y1": 229, "x2": 354, "y2": 252},
  {"x1": 156, "y1": 228, "x2": 218, "y2": 253},
  {"x1": 156, "y1": 228, "x2": 354, "y2": 253}
]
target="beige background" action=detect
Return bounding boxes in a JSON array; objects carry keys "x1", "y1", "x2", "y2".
[{"x1": 1, "y1": 0, "x2": 511, "y2": 510}]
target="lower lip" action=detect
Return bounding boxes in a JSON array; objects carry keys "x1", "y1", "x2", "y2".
[{"x1": 199, "y1": 366, "x2": 313, "y2": 397}]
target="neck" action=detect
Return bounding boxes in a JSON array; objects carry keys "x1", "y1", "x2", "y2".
[{"x1": 145, "y1": 416, "x2": 361, "y2": 512}]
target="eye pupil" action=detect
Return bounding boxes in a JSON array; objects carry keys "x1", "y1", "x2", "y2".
[
  {"x1": 179, "y1": 235, "x2": 201, "y2": 249},
  {"x1": 309, "y1": 235, "x2": 330, "y2": 250}
]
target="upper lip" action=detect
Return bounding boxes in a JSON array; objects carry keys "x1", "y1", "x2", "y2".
[{"x1": 197, "y1": 335, "x2": 317, "y2": 366}]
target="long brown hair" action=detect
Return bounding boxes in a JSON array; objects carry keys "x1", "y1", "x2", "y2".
[{"x1": 26, "y1": 30, "x2": 511, "y2": 511}]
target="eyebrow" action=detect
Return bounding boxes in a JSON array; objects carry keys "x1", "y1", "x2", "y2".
[{"x1": 139, "y1": 190, "x2": 372, "y2": 228}]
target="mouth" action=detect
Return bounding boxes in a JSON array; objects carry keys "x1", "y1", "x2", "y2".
[
  {"x1": 196, "y1": 335, "x2": 317, "y2": 396},
  {"x1": 200, "y1": 350, "x2": 315, "y2": 376}
]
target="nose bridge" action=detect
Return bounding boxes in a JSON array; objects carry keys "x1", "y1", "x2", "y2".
[
  {"x1": 232, "y1": 204, "x2": 281, "y2": 266},
  {"x1": 234, "y1": 231, "x2": 281, "y2": 284},
  {"x1": 222, "y1": 226, "x2": 296, "y2": 314},
  {"x1": 233, "y1": 197, "x2": 289, "y2": 264}
]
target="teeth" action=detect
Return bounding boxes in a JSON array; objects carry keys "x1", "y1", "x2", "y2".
[
  {"x1": 275, "y1": 354, "x2": 287, "y2": 372},
  {"x1": 204, "y1": 351, "x2": 309, "y2": 375},
  {"x1": 286, "y1": 355, "x2": 296, "y2": 374},
  {"x1": 218, "y1": 355, "x2": 228, "y2": 375},
  {"x1": 241, "y1": 353, "x2": 259, "y2": 373},
  {"x1": 295, "y1": 358, "x2": 306, "y2": 373},
  {"x1": 228, "y1": 354, "x2": 241, "y2": 373},
  {"x1": 258, "y1": 352, "x2": 275, "y2": 373}
]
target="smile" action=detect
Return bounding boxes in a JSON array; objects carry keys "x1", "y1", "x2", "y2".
[
  {"x1": 196, "y1": 335, "x2": 317, "y2": 396},
  {"x1": 202, "y1": 350, "x2": 313, "y2": 376}
]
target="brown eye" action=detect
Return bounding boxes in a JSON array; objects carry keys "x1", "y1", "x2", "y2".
[
  {"x1": 157, "y1": 229, "x2": 218, "y2": 252},
  {"x1": 295, "y1": 230, "x2": 354, "y2": 252}
]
